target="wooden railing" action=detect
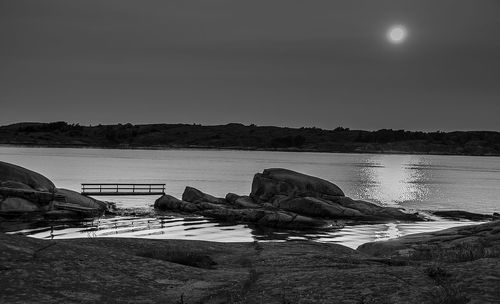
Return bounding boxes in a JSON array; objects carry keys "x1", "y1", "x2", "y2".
[{"x1": 81, "y1": 183, "x2": 165, "y2": 196}]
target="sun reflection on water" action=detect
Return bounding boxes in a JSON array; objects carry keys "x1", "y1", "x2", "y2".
[{"x1": 352, "y1": 155, "x2": 433, "y2": 207}]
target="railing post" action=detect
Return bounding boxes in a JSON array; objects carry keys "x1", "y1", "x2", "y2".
[
  {"x1": 149, "y1": 184, "x2": 151, "y2": 193},
  {"x1": 133, "y1": 184, "x2": 135, "y2": 193},
  {"x1": 99, "y1": 185, "x2": 102, "y2": 193},
  {"x1": 116, "y1": 184, "x2": 118, "y2": 193}
]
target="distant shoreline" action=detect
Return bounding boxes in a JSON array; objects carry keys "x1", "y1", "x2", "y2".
[
  {"x1": 1, "y1": 143, "x2": 499, "y2": 157},
  {"x1": 1, "y1": 122, "x2": 499, "y2": 157}
]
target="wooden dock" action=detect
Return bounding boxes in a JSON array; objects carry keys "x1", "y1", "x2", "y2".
[{"x1": 81, "y1": 183, "x2": 166, "y2": 196}]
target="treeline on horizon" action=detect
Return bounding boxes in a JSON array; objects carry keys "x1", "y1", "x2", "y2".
[{"x1": 1, "y1": 121, "x2": 499, "y2": 156}]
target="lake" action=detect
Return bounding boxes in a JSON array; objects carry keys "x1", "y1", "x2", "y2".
[{"x1": 1, "y1": 147, "x2": 498, "y2": 248}]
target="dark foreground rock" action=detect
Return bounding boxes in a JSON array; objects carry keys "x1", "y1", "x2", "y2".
[
  {"x1": 155, "y1": 168, "x2": 422, "y2": 229},
  {"x1": 2, "y1": 221, "x2": 500, "y2": 303}
]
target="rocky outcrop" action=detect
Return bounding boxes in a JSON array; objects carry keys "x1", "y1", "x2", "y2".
[
  {"x1": 357, "y1": 220, "x2": 500, "y2": 261},
  {"x1": 155, "y1": 168, "x2": 422, "y2": 229},
  {"x1": 0, "y1": 161, "x2": 109, "y2": 219},
  {"x1": 250, "y1": 168, "x2": 345, "y2": 203}
]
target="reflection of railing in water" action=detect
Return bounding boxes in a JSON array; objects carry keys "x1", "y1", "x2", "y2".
[{"x1": 81, "y1": 183, "x2": 166, "y2": 196}]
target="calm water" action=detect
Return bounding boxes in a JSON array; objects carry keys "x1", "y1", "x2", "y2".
[{"x1": 1, "y1": 147, "x2": 498, "y2": 248}]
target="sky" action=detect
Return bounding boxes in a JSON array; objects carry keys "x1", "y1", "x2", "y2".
[{"x1": 1, "y1": 0, "x2": 500, "y2": 131}]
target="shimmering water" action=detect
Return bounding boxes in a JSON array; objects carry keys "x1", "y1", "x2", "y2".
[
  {"x1": 1, "y1": 147, "x2": 498, "y2": 248},
  {"x1": 8, "y1": 216, "x2": 481, "y2": 249}
]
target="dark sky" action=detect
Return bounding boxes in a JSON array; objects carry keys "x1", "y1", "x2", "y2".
[{"x1": 1, "y1": 0, "x2": 500, "y2": 131}]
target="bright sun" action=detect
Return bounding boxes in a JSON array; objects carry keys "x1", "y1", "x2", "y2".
[{"x1": 387, "y1": 25, "x2": 407, "y2": 44}]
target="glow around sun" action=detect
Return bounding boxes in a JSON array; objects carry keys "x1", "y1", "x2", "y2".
[{"x1": 387, "y1": 25, "x2": 408, "y2": 44}]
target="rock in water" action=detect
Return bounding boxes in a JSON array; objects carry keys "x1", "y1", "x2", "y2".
[
  {"x1": 0, "y1": 161, "x2": 55, "y2": 192},
  {"x1": 155, "y1": 194, "x2": 200, "y2": 213},
  {"x1": 155, "y1": 168, "x2": 423, "y2": 229},
  {"x1": 250, "y1": 168, "x2": 344, "y2": 203},
  {"x1": 56, "y1": 188, "x2": 108, "y2": 211},
  {"x1": 0, "y1": 161, "x2": 109, "y2": 220},
  {"x1": 182, "y1": 186, "x2": 226, "y2": 204}
]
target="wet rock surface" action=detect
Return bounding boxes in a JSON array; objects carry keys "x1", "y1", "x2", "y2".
[
  {"x1": 155, "y1": 168, "x2": 422, "y2": 229},
  {"x1": 2, "y1": 223, "x2": 500, "y2": 304}
]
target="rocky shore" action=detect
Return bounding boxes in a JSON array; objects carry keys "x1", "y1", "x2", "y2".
[
  {"x1": 1, "y1": 219, "x2": 500, "y2": 303},
  {"x1": 2, "y1": 160, "x2": 500, "y2": 303}
]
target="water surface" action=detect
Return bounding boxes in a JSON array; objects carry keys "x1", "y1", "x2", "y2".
[{"x1": 2, "y1": 147, "x2": 498, "y2": 248}]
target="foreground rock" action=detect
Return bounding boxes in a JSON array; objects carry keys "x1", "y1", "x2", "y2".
[
  {"x1": 155, "y1": 168, "x2": 422, "y2": 229},
  {"x1": 0, "y1": 161, "x2": 109, "y2": 221},
  {"x1": 2, "y1": 224, "x2": 500, "y2": 303}
]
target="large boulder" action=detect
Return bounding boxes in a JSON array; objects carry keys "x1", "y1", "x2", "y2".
[
  {"x1": 0, "y1": 161, "x2": 55, "y2": 192},
  {"x1": 249, "y1": 168, "x2": 419, "y2": 222},
  {"x1": 250, "y1": 168, "x2": 344, "y2": 203}
]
